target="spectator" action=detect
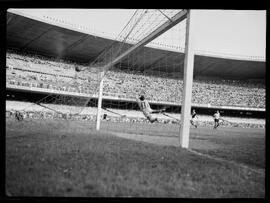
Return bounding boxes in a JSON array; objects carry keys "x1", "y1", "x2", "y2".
[{"x1": 6, "y1": 50, "x2": 265, "y2": 109}]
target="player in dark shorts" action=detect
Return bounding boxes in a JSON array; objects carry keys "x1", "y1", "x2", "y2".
[
  {"x1": 103, "y1": 113, "x2": 108, "y2": 120},
  {"x1": 190, "y1": 109, "x2": 198, "y2": 128},
  {"x1": 213, "y1": 110, "x2": 220, "y2": 129},
  {"x1": 15, "y1": 111, "x2": 23, "y2": 121}
]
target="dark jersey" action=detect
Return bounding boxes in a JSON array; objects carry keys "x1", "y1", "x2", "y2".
[{"x1": 192, "y1": 112, "x2": 197, "y2": 118}]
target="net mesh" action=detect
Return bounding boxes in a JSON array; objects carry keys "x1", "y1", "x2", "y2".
[{"x1": 7, "y1": 9, "x2": 188, "y2": 136}]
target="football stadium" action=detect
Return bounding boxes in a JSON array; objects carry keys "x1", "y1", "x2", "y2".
[{"x1": 5, "y1": 9, "x2": 265, "y2": 197}]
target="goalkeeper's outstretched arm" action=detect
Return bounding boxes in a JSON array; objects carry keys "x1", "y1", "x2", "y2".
[
  {"x1": 151, "y1": 108, "x2": 166, "y2": 114},
  {"x1": 133, "y1": 95, "x2": 141, "y2": 103}
]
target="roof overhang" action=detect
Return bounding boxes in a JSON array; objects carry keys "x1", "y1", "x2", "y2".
[{"x1": 6, "y1": 10, "x2": 265, "y2": 80}]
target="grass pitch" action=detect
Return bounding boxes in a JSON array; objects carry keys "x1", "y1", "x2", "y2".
[{"x1": 5, "y1": 118, "x2": 265, "y2": 197}]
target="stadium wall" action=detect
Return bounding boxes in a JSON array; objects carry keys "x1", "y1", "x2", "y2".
[{"x1": 6, "y1": 86, "x2": 266, "y2": 119}]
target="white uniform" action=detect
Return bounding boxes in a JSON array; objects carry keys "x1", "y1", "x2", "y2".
[
  {"x1": 214, "y1": 112, "x2": 220, "y2": 120},
  {"x1": 137, "y1": 99, "x2": 153, "y2": 118},
  {"x1": 213, "y1": 111, "x2": 220, "y2": 129}
]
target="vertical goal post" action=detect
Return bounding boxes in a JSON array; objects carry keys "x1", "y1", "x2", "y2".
[
  {"x1": 96, "y1": 71, "x2": 105, "y2": 130},
  {"x1": 179, "y1": 9, "x2": 195, "y2": 148},
  {"x1": 95, "y1": 9, "x2": 195, "y2": 148}
]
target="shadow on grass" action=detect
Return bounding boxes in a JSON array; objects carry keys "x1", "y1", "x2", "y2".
[{"x1": 5, "y1": 118, "x2": 265, "y2": 197}]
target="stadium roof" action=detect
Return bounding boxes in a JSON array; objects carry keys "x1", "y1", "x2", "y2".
[{"x1": 6, "y1": 10, "x2": 265, "y2": 80}]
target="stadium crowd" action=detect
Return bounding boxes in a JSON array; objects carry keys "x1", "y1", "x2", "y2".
[
  {"x1": 6, "y1": 50, "x2": 265, "y2": 108},
  {"x1": 6, "y1": 109, "x2": 265, "y2": 129}
]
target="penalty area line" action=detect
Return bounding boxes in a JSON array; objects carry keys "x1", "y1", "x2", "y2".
[{"x1": 186, "y1": 148, "x2": 265, "y2": 175}]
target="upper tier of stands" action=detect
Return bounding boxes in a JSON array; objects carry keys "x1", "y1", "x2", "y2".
[{"x1": 6, "y1": 50, "x2": 265, "y2": 108}]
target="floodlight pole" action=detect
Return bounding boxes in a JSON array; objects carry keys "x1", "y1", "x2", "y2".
[
  {"x1": 179, "y1": 10, "x2": 195, "y2": 148},
  {"x1": 96, "y1": 71, "x2": 104, "y2": 130}
]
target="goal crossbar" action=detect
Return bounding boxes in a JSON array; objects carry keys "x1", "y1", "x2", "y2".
[{"x1": 101, "y1": 9, "x2": 188, "y2": 73}]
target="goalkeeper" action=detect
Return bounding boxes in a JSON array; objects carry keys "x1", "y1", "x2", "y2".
[{"x1": 136, "y1": 95, "x2": 166, "y2": 123}]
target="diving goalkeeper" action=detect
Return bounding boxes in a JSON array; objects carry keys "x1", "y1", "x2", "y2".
[{"x1": 136, "y1": 95, "x2": 165, "y2": 123}]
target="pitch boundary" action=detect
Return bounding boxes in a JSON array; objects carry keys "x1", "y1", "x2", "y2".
[
  {"x1": 186, "y1": 148, "x2": 265, "y2": 175},
  {"x1": 111, "y1": 131, "x2": 264, "y2": 175}
]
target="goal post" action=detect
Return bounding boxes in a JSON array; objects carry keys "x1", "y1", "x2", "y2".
[
  {"x1": 9, "y1": 9, "x2": 196, "y2": 148},
  {"x1": 96, "y1": 71, "x2": 105, "y2": 130},
  {"x1": 95, "y1": 9, "x2": 188, "y2": 131},
  {"x1": 94, "y1": 9, "x2": 195, "y2": 149},
  {"x1": 179, "y1": 9, "x2": 195, "y2": 148}
]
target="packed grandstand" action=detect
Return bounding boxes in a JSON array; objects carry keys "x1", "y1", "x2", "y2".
[
  {"x1": 6, "y1": 9, "x2": 266, "y2": 131},
  {"x1": 6, "y1": 49, "x2": 265, "y2": 109}
]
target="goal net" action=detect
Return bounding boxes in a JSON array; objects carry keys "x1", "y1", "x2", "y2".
[
  {"x1": 84, "y1": 9, "x2": 188, "y2": 137},
  {"x1": 7, "y1": 9, "x2": 189, "y2": 137}
]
